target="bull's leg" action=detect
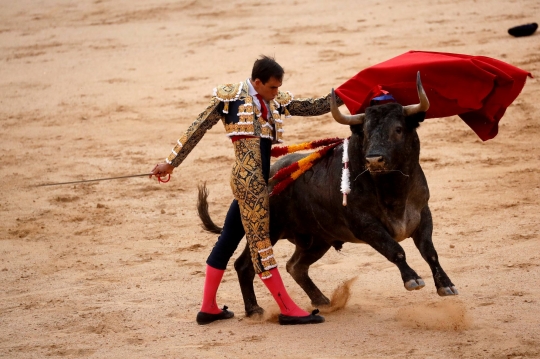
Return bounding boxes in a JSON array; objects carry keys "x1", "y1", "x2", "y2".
[
  {"x1": 357, "y1": 225, "x2": 425, "y2": 291},
  {"x1": 286, "y1": 237, "x2": 332, "y2": 307},
  {"x1": 233, "y1": 243, "x2": 264, "y2": 317},
  {"x1": 412, "y1": 206, "x2": 458, "y2": 296}
]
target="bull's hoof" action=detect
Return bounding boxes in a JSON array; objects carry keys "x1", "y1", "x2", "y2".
[
  {"x1": 437, "y1": 286, "x2": 459, "y2": 296},
  {"x1": 311, "y1": 296, "x2": 331, "y2": 308},
  {"x1": 246, "y1": 306, "x2": 265, "y2": 318},
  {"x1": 404, "y1": 278, "x2": 425, "y2": 291}
]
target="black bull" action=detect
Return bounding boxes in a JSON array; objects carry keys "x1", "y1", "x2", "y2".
[{"x1": 198, "y1": 74, "x2": 458, "y2": 317}]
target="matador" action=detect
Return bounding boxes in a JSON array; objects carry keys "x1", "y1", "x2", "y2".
[{"x1": 150, "y1": 56, "x2": 342, "y2": 325}]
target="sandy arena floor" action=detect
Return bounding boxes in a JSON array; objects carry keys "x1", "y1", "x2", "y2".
[{"x1": 1, "y1": 1, "x2": 539, "y2": 358}]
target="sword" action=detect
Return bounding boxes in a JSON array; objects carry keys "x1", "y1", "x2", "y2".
[{"x1": 36, "y1": 173, "x2": 170, "y2": 187}]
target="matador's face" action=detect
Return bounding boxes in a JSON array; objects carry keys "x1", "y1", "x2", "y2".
[{"x1": 252, "y1": 77, "x2": 282, "y2": 102}]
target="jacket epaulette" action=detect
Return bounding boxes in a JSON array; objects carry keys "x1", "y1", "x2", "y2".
[
  {"x1": 274, "y1": 91, "x2": 293, "y2": 107},
  {"x1": 274, "y1": 91, "x2": 293, "y2": 118},
  {"x1": 213, "y1": 82, "x2": 246, "y2": 114}
]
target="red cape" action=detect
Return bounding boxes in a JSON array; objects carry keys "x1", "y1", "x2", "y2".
[{"x1": 335, "y1": 51, "x2": 532, "y2": 140}]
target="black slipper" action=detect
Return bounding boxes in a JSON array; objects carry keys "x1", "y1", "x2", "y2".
[
  {"x1": 196, "y1": 306, "x2": 234, "y2": 325},
  {"x1": 508, "y1": 23, "x2": 538, "y2": 37},
  {"x1": 278, "y1": 309, "x2": 325, "y2": 325}
]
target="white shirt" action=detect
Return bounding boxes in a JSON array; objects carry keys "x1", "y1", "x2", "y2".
[{"x1": 247, "y1": 78, "x2": 269, "y2": 120}]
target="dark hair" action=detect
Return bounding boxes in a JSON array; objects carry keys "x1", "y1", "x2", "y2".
[{"x1": 251, "y1": 55, "x2": 284, "y2": 84}]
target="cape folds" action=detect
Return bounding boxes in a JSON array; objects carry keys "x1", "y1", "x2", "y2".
[{"x1": 335, "y1": 50, "x2": 532, "y2": 141}]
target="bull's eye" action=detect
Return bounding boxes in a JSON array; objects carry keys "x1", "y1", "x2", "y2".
[{"x1": 395, "y1": 126, "x2": 403, "y2": 135}]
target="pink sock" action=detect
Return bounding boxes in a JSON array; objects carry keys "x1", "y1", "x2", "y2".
[
  {"x1": 200, "y1": 265, "x2": 225, "y2": 314},
  {"x1": 259, "y1": 267, "x2": 309, "y2": 317}
]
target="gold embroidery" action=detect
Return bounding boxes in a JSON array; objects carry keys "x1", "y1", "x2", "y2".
[
  {"x1": 274, "y1": 91, "x2": 293, "y2": 107},
  {"x1": 214, "y1": 83, "x2": 243, "y2": 102},
  {"x1": 287, "y1": 92, "x2": 341, "y2": 117},
  {"x1": 230, "y1": 138, "x2": 277, "y2": 276},
  {"x1": 179, "y1": 134, "x2": 188, "y2": 146},
  {"x1": 167, "y1": 83, "x2": 338, "y2": 167},
  {"x1": 240, "y1": 96, "x2": 254, "y2": 123},
  {"x1": 167, "y1": 98, "x2": 221, "y2": 166},
  {"x1": 268, "y1": 101, "x2": 281, "y2": 142},
  {"x1": 224, "y1": 122, "x2": 256, "y2": 135},
  {"x1": 214, "y1": 82, "x2": 243, "y2": 114}
]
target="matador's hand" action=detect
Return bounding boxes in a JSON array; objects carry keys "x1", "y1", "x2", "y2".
[{"x1": 150, "y1": 162, "x2": 174, "y2": 182}]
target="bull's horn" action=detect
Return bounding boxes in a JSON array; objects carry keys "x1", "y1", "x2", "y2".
[
  {"x1": 402, "y1": 71, "x2": 430, "y2": 116},
  {"x1": 331, "y1": 88, "x2": 365, "y2": 125}
]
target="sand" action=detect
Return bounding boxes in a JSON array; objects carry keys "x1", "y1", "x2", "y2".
[{"x1": 1, "y1": 0, "x2": 539, "y2": 358}]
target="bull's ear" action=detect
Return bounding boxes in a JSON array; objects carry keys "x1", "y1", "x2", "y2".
[{"x1": 405, "y1": 111, "x2": 426, "y2": 129}]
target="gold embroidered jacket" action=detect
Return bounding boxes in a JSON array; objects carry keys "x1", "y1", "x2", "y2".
[{"x1": 166, "y1": 79, "x2": 343, "y2": 167}]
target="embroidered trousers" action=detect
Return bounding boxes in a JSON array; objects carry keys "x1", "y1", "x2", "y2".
[
  {"x1": 206, "y1": 138, "x2": 276, "y2": 278},
  {"x1": 230, "y1": 138, "x2": 277, "y2": 278}
]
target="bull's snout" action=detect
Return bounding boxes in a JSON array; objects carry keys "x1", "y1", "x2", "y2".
[{"x1": 365, "y1": 155, "x2": 386, "y2": 171}]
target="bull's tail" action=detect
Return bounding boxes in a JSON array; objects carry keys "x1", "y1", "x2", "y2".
[{"x1": 197, "y1": 182, "x2": 222, "y2": 234}]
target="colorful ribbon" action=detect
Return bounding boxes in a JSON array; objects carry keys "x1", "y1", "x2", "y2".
[{"x1": 269, "y1": 138, "x2": 344, "y2": 196}]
